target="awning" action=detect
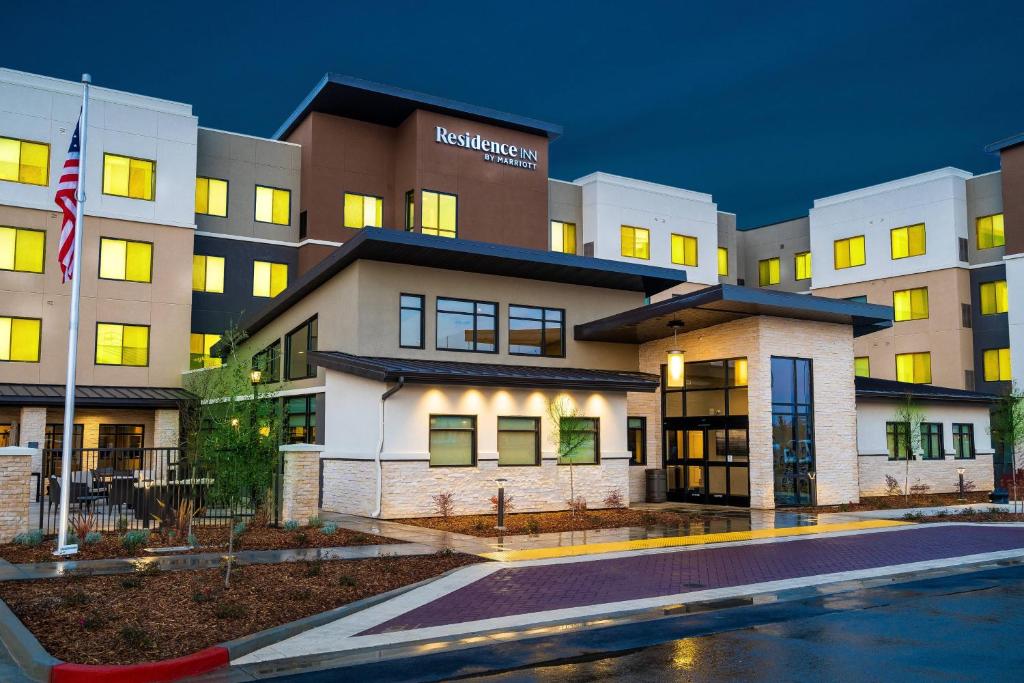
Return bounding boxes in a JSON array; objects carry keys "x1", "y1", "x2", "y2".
[
  {"x1": 855, "y1": 377, "x2": 998, "y2": 404},
  {"x1": 0, "y1": 384, "x2": 196, "y2": 409}
]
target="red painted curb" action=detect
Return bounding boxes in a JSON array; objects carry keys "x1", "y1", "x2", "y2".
[{"x1": 50, "y1": 646, "x2": 229, "y2": 683}]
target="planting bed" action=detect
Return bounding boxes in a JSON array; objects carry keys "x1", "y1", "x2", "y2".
[
  {"x1": 395, "y1": 507, "x2": 703, "y2": 537},
  {"x1": 792, "y1": 491, "x2": 991, "y2": 513}
]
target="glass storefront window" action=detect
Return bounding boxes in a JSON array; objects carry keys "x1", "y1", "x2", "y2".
[{"x1": 771, "y1": 357, "x2": 815, "y2": 506}]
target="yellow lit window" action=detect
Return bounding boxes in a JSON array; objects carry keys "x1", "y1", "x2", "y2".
[
  {"x1": 854, "y1": 356, "x2": 870, "y2": 377},
  {"x1": 255, "y1": 186, "x2": 291, "y2": 225},
  {"x1": 0, "y1": 227, "x2": 45, "y2": 273},
  {"x1": 189, "y1": 333, "x2": 222, "y2": 369},
  {"x1": 733, "y1": 358, "x2": 748, "y2": 386},
  {"x1": 834, "y1": 235, "x2": 866, "y2": 269},
  {"x1": 343, "y1": 193, "x2": 383, "y2": 229},
  {"x1": 253, "y1": 261, "x2": 288, "y2": 298},
  {"x1": 976, "y1": 214, "x2": 1005, "y2": 250},
  {"x1": 99, "y1": 237, "x2": 152, "y2": 283},
  {"x1": 421, "y1": 190, "x2": 457, "y2": 238},
  {"x1": 980, "y1": 280, "x2": 1008, "y2": 315},
  {"x1": 620, "y1": 226, "x2": 650, "y2": 259},
  {"x1": 95, "y1": 323, "x2": 149, "y2": 366},
  {"x1": 758, "y1": 257, "x2": 780, "y2": 286},
  {"x1": 890, "y1": 223, "x2": 926, "y2": 259},
  {"x1": 551, "y1": 221, "x2": 576, "y2": 254},
  {"x1": 102, "y1": 153, "x2": 155, "y2": 200},
  {"x1": 984, "y1": 348, "x2": 1012, "y2": 382},
  {"x1": 671, "y1": 234, "x2": 698, "y2": 266},
  {"x1": 892, "y1": 287, "x2": 929, "y2": 321},
  {"x1": 0, "y1": 316, "x2": 41, "y2": 362},
  {"x1": 794, "y1": 252, "x2": 812, "y2": 281},
  {"x1": 717, "y1": 247, "x2": 729, "y2": 276},
  {"x1": 896, "y1": 352, "x2": 931, "y2": 384},
  {"x1": 195, "y1": 177, "x2": 228, "y2": 217},
  {"x1": 192, "y1": 255, "x2": 224, "y2": 293},
  {"x1": 405, "y1": 190, "x2": 415, "y2": 230},
  {"x1": 0, "y1": 136, "x2": 49, "y2": 186}
]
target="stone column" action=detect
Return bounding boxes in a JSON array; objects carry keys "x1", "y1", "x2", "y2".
[
  {"x1": 153, "y1": 409, "x2": 180, "y2": 448},
  {"x1": 0, "y1": 447, "x2": 36, "y2": 543},
  {"x1": 279, "y1": 444, "x2": 324, "y2": 524},
  {"x1": 18, "y1": 406, "x2": 47, "y2": 480}
]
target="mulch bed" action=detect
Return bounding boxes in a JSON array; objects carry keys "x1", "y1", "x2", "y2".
[
  {"x1": 0, "y1": 552, "x2": 482, "y2": 665},
  {"x1": 791, "y1": 491, "x2": 991, "y2": 513},
  {"x1": 0, "y1": 525, "x2": 398, "y2": 564},
  {"x1": 907, "y1": 509, "x2": 1024, "y2": 523},
  {"x1": 395, "y1": 507, "x2": 700, "y2": 537}
]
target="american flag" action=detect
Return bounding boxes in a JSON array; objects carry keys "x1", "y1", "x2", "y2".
[{"x1": 54, "y1": 118, "x2": 81, "y2": 283}]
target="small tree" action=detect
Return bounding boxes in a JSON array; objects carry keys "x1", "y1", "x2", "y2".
[
  {"x1": 893, "y1": 395, "x2": 925, "y2": 507},
  {"x1": 990, "y1": 383, "x2": 1024, "y2": 513},
  {"x1": 548, "y1": 396, "x2": 593, "y2": 522}
]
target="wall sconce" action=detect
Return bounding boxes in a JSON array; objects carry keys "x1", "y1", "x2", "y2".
[
  {"x1": 250, "y1": 369, "x2": 263, "y2": 385},
  {"x1": 665, "y1": 320, "x2": 685, "y2": 389}
]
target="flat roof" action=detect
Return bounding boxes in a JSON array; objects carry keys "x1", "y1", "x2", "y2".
[
  {"x1": 855, "y1": 377, "x2": 997, "y2": 404},
  {"x1": 0, "y1": 384, "x2": 195, "y2": 408},
  {"x1": 985, "y1": 132, "x2": 1024, "y2": 154},
  {"x1": 574, "y1": 284, "x2": 893, "y2": 343},
  {"x1": 274, "y1": 73, "x2": 563, "y2": 141}
]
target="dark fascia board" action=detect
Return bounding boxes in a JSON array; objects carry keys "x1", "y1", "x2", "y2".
[
  {"x1": 855, "y1": 377, "x2": 998, "y2": 404},
  {"x1": 274, "y1": 73, "x2": 563, "y2": 141},
  {"x1": 984, "y1": 132, "x2": 1024, "y2": 154},
  {"x1": 0, "y1": 384, "x2": 195, "y2": 408}
]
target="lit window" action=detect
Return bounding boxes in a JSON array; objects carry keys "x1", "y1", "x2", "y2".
[
  {"x1": 896, "y1": 352, "x2": 931, "y2": 384},
  {"x1": 195, "y1": 177, "x2": 228, "y2": 217},
  {"x1": 0, "y1": 227, "x2": 45, "y2": 273},
  {"x1": 422, "y1": 190, "x2": 457, "y2": 238},
  {"x1": 497, "y1": 417, "x2": 540, "y2": 466},
  {"x1": 255, "y1": 185, "x2": 290, "y2": 225},
  {"x1": 0, "y1": 136, "x2": 49, "y2": 186},
  {"x1": 976, "y1": 214, "x2": 1004, "y2": 250},
  {"x1": 102, "y1": 153, "x2": 154, "y2": 200},
  {"x1": 854, "y1": 357, "x2": 870, "y2": 377},
  {"x1": 343, "y1": 193, "x2": 383, "y2": 229},
  {"x1": 834, "y1": 235, "x2": 866, "y2": 269},
  {"x1": 886, "y1": 421, "x2": 912, "y2": 460},
  {"x1": 551, "y1": 221, "x2": 576, "y2": 254},
  {"x1": 984, "y1": 348, "x2": 1011, "y2": 382},
  {"x1": 671, "y1": 234, "x2": 698, "y2": 266},
  {"x1": 405, "y1": 190, "x2": 415, "y2": 231},
  {"x1": 558, "y1": 417, "x2": 599, "y2": 464},
  {"x1": 99, "y1": 237, "x2": 152, "y2": 283},
  {"x1": 189, "y1": 333, "x2": 221, "y2": 369},
  {"x1": 627, "y1": 417, "x2": 646, "y2": 466},
  {"x1": 284, "y1": 395, "x2": 317, "y2": 443},
  {"x1": 620, "y1": 226, "x2": 650, "y2": 259},
  {"x1": 252, "y1": 261, "x2": 288, "y2": 298},
  {"x1": 758, "y1": 257, "x2": 780, "y2": 286},
  {"x1": 0, "y1": 316, "x2": 41, "y2": 362},
  {"x1": 952, "y1": 423, "x2": 975, "y2": 459},
  {"x1": 509, "y1": 305, "x2": 564, "y2": 357},
  {"x1": 717, "y1": 247, "x2": 729, "y2": 276},
  {"x1": 794, "y1": 252, "x2": 812, "y2": 281},
  {"x1": 95, "y1": 323, "x2": 149, "y2": 366},
  {"x1": 285, "y1": 316, "x2": 318, "y2": 380},
  {"x1": 429, "y1": 415, "x2": 476, "y2": 466},
  {"x1": 890, "y1": 223, "x2": 926, "y2": 259},
  {"x1": 980, "y1": 280, "x2": 1008, "y2": 315},
  {"x1": 192, "y1": 255, "x2": 225, "y2": 293},
  {"x1": 892, "y1": 287, "x2": 929, "y2": 321}
]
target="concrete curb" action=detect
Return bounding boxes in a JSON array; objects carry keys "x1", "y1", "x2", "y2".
[{"x1": 0, "y1": 597, "x2": 60, "y2": 682}]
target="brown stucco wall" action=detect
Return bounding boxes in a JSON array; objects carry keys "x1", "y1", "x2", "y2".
[{"x1": 1001, "y1": 144, "x2": 1024, "y2": 256}]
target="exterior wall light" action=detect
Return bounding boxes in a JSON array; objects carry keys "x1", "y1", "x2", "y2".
[
  {"x1": 250, "y1": 369, "x2": 263, "y2": 385},
  {"x1": 665, "y1": 320, "x2": 685, "y2": 389}
]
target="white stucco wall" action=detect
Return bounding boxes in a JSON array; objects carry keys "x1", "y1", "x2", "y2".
[{"x1": 1007, "y1": 254, "x2": 1024, "y2": 389}]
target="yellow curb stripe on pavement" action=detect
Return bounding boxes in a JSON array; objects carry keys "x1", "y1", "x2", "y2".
[{"x1": 479, "y1": 519, "x2": 910, "y2": 562}]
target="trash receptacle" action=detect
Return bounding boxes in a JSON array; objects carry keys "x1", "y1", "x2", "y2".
[{"x1": 645, "y1": 469, "x2": 667, "y2": 503}]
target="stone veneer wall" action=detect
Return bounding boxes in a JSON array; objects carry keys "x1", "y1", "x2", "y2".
[
  {"x1": 0, "y1": 448, "x2": 34, "y2": 543},
  {"x1": 280, "y1": 445, "x2": 323, "y2": 523},
  {"x1": 858, "y1": 453, "x2": 994, "y2": 496}
]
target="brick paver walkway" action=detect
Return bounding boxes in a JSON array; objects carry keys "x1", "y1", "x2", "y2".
[{"x1": 364, "y1": 525, "x2": 1024, "y2": 634}]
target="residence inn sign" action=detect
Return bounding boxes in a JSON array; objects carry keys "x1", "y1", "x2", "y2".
[{"x1": 435, "y1": 125, "x2": 540, "y2": 170}]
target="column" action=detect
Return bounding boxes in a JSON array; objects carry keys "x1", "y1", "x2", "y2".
[
  {"x1": 0, "y1": 447, "x2": 36, "y2": 543},
  {"x1": 279, "y1": 444, "x2": 324, "y2": 524},
  {"x1": 18, "y1": 406, "x2": 47, "y2": 478}
]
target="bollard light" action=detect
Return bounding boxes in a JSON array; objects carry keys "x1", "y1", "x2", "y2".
[
  {"x1": 495, "y1": 478, "x2": 507, "y2": 531},
  {"x1": 957, "y1": 467, "x2": 966, "y2": 501}
]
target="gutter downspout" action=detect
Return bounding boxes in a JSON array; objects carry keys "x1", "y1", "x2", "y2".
[{"x1": 372, "y1": 376, "x2": 405, "y2": 518}]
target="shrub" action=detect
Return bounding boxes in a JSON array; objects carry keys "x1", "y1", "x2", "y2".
[
  {"x1": 120, "y1": 576, "x2": 142, "y2": 589},
  {"x1": 640, "y1": 511, "x2": 658, "y2": 527},
  {"x1": 603, "y1": 489, "x2": 626, "y2": 509},
  {"x1": 287, "y1": 588, "x2": 313, "y2": 601},
  {"x1": 121, "y1": 530, "x2": 150, "y2": 551},
  {"x1": 909, "y1": 482, "x2": 932, "y2": 496},
  {"x1": 472, "y1": 519, "x2": 487, "y2": 531},
  {"x1": 81, "y1": 611, "x2": 106, "y2": 631},
  {"x1": 294, "y1": 531, "x2": 309, "y2": 546},
  {"x1": 13, "y1": 529, "x2": 43, "y2": 547},
  {"x1": 339, "y1": 574, "x2": 358, "y2": 587},
  {"x1": 351, "y1": 532, "x2": 369, "y2": 543},
  {"x1": 233, "y1": 521, "x2": 248, "y2": 536},
  {"x1": 437, "y1": 547, "x2": 455, "y2": 556},
  {"x1": 490, "y1": 494, "x2": 515, "y2": 513},
  {"x1": 884, "y1": 474, "x2": 903, "y2": 496},
  {"x1": 307, "y1": 515, "x2": 323, "y2": 529},
  {"x1": 70, "y1": 513, "x2": 96, "y2": 542},
  {"x1": 193, "y1": 589, "x2": 215, "y2": 603},
  {"x1": 119, "y1": 625, "x2": 151, "y2": 648},
  {"x1": 525, "y1": 517, "x2": 541, "y2": 534},
  {"x1": 321, "y1": 522, "x2": 338, "y2": 535},
  {"x1": 566, "y1": 496, "x2": 588, "y2": 515},
  {"x1": 114, "y1": 516, "x2": 129, "y2": 533},
  {"x1": 431, "y1": 491, "x2": 455, "y2": 519},
  {"x1": 283, "y1": 520, "x2": 299, "y2": 531},
  {"x1": 213, "y1": 601, "x2": 248, "y2": 619},
  {"x1": 304, "y1": 561, "x2": 321, "y2": 577},
  {"x1": 64, "y1": 590, "x2": 90, "y2": 607},
  {"x1": 83, "y1": 531, "x2": 102, "y2": 545}
]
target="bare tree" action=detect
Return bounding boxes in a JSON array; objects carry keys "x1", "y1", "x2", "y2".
[
  {"x1": 548, "y1": 396, "x2": 593, "y2": 521},
  {"x1": 989, "y1": 383, "x2": 1024, "y2": 513},
  {"x1": 893, "y1": 395, "x2": 925, "y2": 506}
]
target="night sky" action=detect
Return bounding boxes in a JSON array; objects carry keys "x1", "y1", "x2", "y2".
[{"x1": 6, "y1": 1, "x2": 1023, "y2": 227}]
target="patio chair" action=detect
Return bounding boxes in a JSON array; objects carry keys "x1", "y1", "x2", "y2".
[{"x1": 48, "y1": 475, "x2": 105, "y2": 515}]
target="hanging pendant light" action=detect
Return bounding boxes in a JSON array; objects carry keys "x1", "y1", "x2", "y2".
[{"x1": 665, "y1": 320, "x2": 685, "y2": 389}]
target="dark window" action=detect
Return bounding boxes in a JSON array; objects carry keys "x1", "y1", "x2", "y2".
[
  {"x1": 627, "y1": 417, "x2": 646, "y2": 466},
  {"x1": 844, "y1": 295, "x2": 868, "y2": 304},
  {"x1": 958, "y1": 237, "x2": 969, "y2": 262},
  {"x1": 961, "y1": 303, "x2": 972, "y2": 328},
  {"x1": 497, "y1": 417, "x2": 540, "y2": 466},
  {"x1": 299, "y1": 210, "x2": 307, "y2": 240},
  {"x1": 286, "y1": 317, "x2": 318, "y2": 380},
  {"x1": 44, "y1": 424, "x2": 84, "y2": 450},
  {"x1": 429, "y1": 415, "x2": 476, "y2": 466},
  {"x1": 404, "y1": 190, "x2": 414, "y2": 231},
  {"x1": 400, "y1": 294, "x2": 425, "y2": 349},
  {"x1": 98, "y1": 424, "x2": 144, "y2": 449},
  {"x1": 253, "y1": 340, "x2": 281, "y2": 383},
  {"x1": 920, "y1": 422, "x2": 944, "y2": 460},
  {"x1": 284, "y1": 395, "x2": 317, "y2": 444},
  {"x1": 771, "y1": 357, "x2": 814, "y2": 506},
  {"x1": 584, "y1": 242, "x2": 594, "y2": 257},
  {"x1": 436, "y1": 298, "x2": 496, "y2": 352},
  {"x1": 887, "y1": 422, "x2": 912, "y2": 460},
  {"x1": 965, "y1": 370, "x2": 976, "y2": 391},
  {"x1": 953, "y1": 423, "x2": 975, "y2": 459},
  {"x1": 557, "y1": 417, "x2": 599, "y2": 464},
  {"x1": 508, "y1": 305, "x2": 564, "y2": 357}
]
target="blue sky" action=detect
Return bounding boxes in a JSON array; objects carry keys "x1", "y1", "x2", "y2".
[{"x1": 7, "y1": 1, "x2": 1023, "y2": 227}]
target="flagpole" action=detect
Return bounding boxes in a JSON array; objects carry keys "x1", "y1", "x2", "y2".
[{"x1": 55, "y1": 74, "x2": 91, "y2": 556}]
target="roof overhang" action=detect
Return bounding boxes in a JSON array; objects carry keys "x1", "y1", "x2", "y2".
[
  {"x1": 855, "y1": 377, "x2": 998, "y2": 404},
  {"x1": 984, "y1": 132, "x2": 1024, "y2": 154},
  {"x1": 0, "y1": 384, "x2": 196, "y2": 409}
]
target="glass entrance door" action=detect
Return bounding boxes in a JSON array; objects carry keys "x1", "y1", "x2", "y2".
[{"x1": 665, "y1": 421, "x2": 750, "y2": 506}]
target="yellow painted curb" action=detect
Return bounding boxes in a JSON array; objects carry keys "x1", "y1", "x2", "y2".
[{"x1": 479, "y1": 519, "x2": 910, "y2": 562}]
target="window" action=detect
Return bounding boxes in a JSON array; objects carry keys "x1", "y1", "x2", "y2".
[
  {"x1": 95, "y1": 323, "x2": 149, "y2": 366},
  {"x1": 550, "y1": 221, "x2": 576, "y2": 254},
  {"x1": 962, "y1": 303, "x2": 973, "y2": 329},
  {"x1": 854, "y1": 356, "x2": 870, "y2": 377},
  {"x1": 834, "y1": 236, "x2": 866, "y2": 269},
  {"x1": 253, "y1": 261, "x2": 288, "y2": 298},
  {"x1": 497, "y1": 417, "x2": 540, "y2": 466},
  {"x1": 953, "y1": 424, "x2": 975, "y2": 459},
  {"x1": 758, "y1": 257, "x2": 780, "y2": 286},
  {"x1": 0, "y1": 136, "x2": 49, "y2": 186},
  {"x1": 0, "y1": 227, "x2": 44, "y2": 273},
  {"x1": 255, "y1": 185, "x2": 290, "y2": 225},
  {"x1": 920, "y1": 423, "x2": 943, "y2": 460},
  {"x1": 284, "y1": 396, "x2": 317, "y2": 444},
  {"x1": 980, "y1": 280, "x2": 1008, "y2": 315},
  {"x1": 399, "y1": 294, "x2": 425, "y2": 349},
  {"x1": 253, "y1": 340, "x2": 281, "y2": 383},
  {"x1": 99, "y1": 238, "x2": 152, "y2": 283},
  {"x1": 845, "y1": 295, "x2": 868, "y2": 303},
  {"x1": 189, "y1": 333, "x2": 221, "y2": 369},
  {"x1": 102, "y1": 153, "x2": 154, "y2": 200},
  {"x1": 890, "y1": 223, "x2": 926, "y2": 259},
  {"x1": 0, "y1": 316, "x2": 41, "y2": 362},
  {"x1": 285, "y1": 317, "x2": 318, "y2": 380},
  {"x1": 429, "y1": 415, "x2": 476, "y2": 466},
  {"x1": 627, "y1": 417, "x2": 646, "y2": 466},
  {"x1": 343, "y1": 193, "x2": 383, "y2": 229},
  {"x1": 620, "y1": 226, "x2": 650, "y2": 259},
  {"x1": 192, "y1": 255, "x2": 224, "y2": 293},
  {"x1": 770, "y1": 357, "x2": 815, "y2": 506},
  {"x1": 892, "y1": 287, "x2": 929, "y2": 321},
  {"x1": 557, "y1": 417, "x2": 598, "y2": 464},
  {"x1": 976, "y1": 213, "x2": 1005, "y2": 250},
  {"x1": 664, "y1": 358, "x2": 748, "y2": 419},
  {"x1": 886, "y1": 422, "x2": 912, "y2": 460},
  {"x1": 717, "y1": 247, "x2": 729, "y2": 276},
  {"x1": 984, "y1": 347, "x2": 1012, "y2": 382},
  {"x1": 404, "y1": 190, "x2": 414, "y2": 231},
  {"x1": 896, "y1": 352, "x2": 931, "y2": 384},
  {"x1": 44, "y1": 424, "x2": 84, "y2": 451},
  {"x1": 436, "y1": 298, "x2": 496, "y2": 353},
  {"x1": 421, "y1": 190, "x2": 457, "y2": 238},
  {"x1": 671, "y1": 234, "x2": 698, "y2": 266},
  {"x1": 508, "y1": 305, "x2": 564, "y2": 357},
  {"x1": 98, "y1": 424, "x2": 144, "y2": 449},
  {"x1": 195, "y1": 177, "x2": 228, "y2": 217},
  {"x1": 794, "y1": 252, "x2": 812, "y2": 281}
]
